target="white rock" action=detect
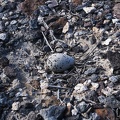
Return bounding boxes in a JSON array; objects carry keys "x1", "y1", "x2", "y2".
[
  {"x1": 0, "y1": 33, "x2": 7, "y2": 41},
  {"x1": 91, "y1": 82, "x2": 99, "y2": 90},
  {"x1": 102, "y1": 38, "x2": 112, "y2": 45},
  {"x1": 83, "y1": 7, "x2": 96, "y2": 14},
  {"x1": 101, "y1": 87, "x2": 115, "y2": 96},
  {"x1": 83, "y1": 79, "x2": 91, "y2": 87},
  {"x1": 40, "y1": 81, "x2": 49, "y2": 89},
  {"x1": 12, "y1": 102, "x2": 20, "y2": 111},
  {"x1": 72, "y1": 106, "x2": 78, "y2": 116},
  {"x1": 112, "y1": 19, "x2": 119, "y2": 24},
  {"x1": 10, "y1": 20, "x2": 17, "y2": 25},
  {"x1": 47, "y1": 53, "x2": 75, "y2": 72},
  {"x1": 74, "y1": 83, "x2": 88, "y2": 93},
  {"x1": 62, "y1": 22, "x2": 69, "y2": 33}
]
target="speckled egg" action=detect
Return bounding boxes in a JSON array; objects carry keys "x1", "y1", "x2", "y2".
[{"x1": 46, "y1": 53, "x2": 75, "y2": 72}]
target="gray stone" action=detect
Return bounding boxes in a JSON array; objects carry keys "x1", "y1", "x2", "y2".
[
  {"x1": 4, "y1": 66, "x2": 16, "y2": 78},
  {"x1": 98, "y1": 95, "x2": 106, "y2": 104},
  {"x1": 109, "y1": 76, "x2": 119, "y2": 83},
  {"x1": 105, "y1": 95, "x2": 120, "y2": 108},
  {"x1": 77, "y1": 101, "x2": 90, "y2": 113},
  {"x1": 10, "y1": 20, "x2": 17, "y2": 25},
  {"x1": 0, "y1": 57, "x2": 9, "y2": 68},
  {"x1": 29, "y1": 19, "x2": 38, "y2": 29},
  {"x1": 47, "y1": 0, "x2": 58, "y2": 8},
  {"x1": 64, "y1": 115, "x2": 81, "y2": 120},
  {"x1": 40, "y1": 105, "x2": 66, "y2": 120},
  {"x1": 38, "y1": 5, "x2": 51, "y2": 17},
  {"x1": 0, "y1": 21, "x2": 5, "y2": 31},
  {"x1": 84, "y1": 67, "x2": 98, "y2": 76},
  {"x1": 90, "y1": 74, "x2": 99, "y2": 82},
  {"x1": 0, "y1": 33, "x2": 7, "y2": 41},
  {"x1": 27, "y1": 111, "x2": 36, "y2": 120},
  {"x1": 0, "y1": 97, "x2": 7, "y2": 105},
  {"x1": 47, "y1": 53, "x2": 75, "y2": 72},
  {"x1": 90, "y1": 113, "x2": 101, "y2": 120}
]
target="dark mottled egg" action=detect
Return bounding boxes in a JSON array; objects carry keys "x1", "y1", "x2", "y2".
[{"x1": 47, "y1": 53, "x2": 75, "y2": 72}]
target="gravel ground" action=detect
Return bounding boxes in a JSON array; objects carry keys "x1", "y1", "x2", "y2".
[{"x1": 0, "y1": 0, "x2": 120, "y2": 120}]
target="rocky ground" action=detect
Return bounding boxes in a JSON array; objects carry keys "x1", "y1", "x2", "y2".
[{"x1": 0, "y1": 0, "x2": 120, "y2": 120}]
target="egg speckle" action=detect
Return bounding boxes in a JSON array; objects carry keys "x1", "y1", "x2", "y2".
[{"x1": 47, "y1": 53, "x2": 75, "y2": 72}]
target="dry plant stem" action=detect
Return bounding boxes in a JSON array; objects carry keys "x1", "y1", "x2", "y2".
[
  {"x1": 80, "y1": 33, "x2": 103, "y2": 73},
  {"x1": 57, "y1": 83, "x2": 61, "y2": 100},
  {"x1": 42, "y1": 32, "x2": 54, "y2": 52},
  {"x1": 81, "y1": 32, "x2": 103, "y2": 62},
  {"x1": 48, "y1": 85, "x2": 69, "y2": 89},
  {"x1": 39, "y1": 16, "x2": 66, "y2": 44}
]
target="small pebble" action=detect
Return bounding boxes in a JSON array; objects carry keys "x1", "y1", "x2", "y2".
[
  {"x1": 109, "y1": 76, "x2": 119, "y2": 83},
  {"x1": 83, "y1": 7, "x2": 96, "y2": 14},
  {"x1": 0, "y1": 57, "x2": 9, "y2": 68},
  {"x1": 12, "y1": 102, "x2": 20, "y2": 111},
  {"x1": 90, "y1": 74, "x2": 99, "y2": 82},
  {"x1": 77, "y1": 101, "x2": 89, "y2": 113},
  {"x1": 84, "y1": 67, "x2": 98, "y2": 76},
  {"x1": 4, "y1": 66, "x2": 16, "y2": 78},
  {"x1": 74, "y1": 83, "x2": 88, "y2": 93},
  {"x1": 0, "y1": 33, "x2": 8, "y2": 41}
]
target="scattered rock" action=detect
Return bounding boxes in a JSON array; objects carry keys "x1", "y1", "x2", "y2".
[
  {"x1": 91, "y1": 82, "x2": 99, "y2": 91},
  {"x1": 0, "y1": 0, "x2": 119, "y2": 119},
  {"x1": 4, "y1": 66, "x2": 16, "y2": 78},
  {"x1": 107, "y1": 51, "x2": 120, "y2": 75},
  {"x1": 46, "y1": 53, "x2": 75, "y2": 72},
  {"x1": 0, "y1": 57, "x2": 9, "y2": 68},
  {"x1": 47, "y1": 0, "x2": 58, "y2": 8},
  {"x1": 62, "y1": 22, "x2": 69, "y2": 33},
  {"x1": 39, "y1": 5, "x2": 51, "y2": 17},
  {"x1": 0, "y1": 21, "x2": 5, "y2": 31},
  {"x1": 12, "y1": 102, "x2": 20, "y2": 111},
  {"x1": 89, "y1": 35, "x2": 96, "y2": 44},
  {"x1": 90, "y1": 74, "x2": 99, "y2": 82},
  {"x1": 83, "y1": 7, "x2": 96, "y2": 14},
  {"x1": 0, "y1": 33, "x2": 8, "y2": 41},
  {"x1": 77, "y1": 101, "x2": 90, "y2": 113},
  {"x1": 40, "y1": 105, "x2": 66, "y2": 120},
  {"x1": 30, "y1": 80, "x2": 40, "y2": 89},
  {"x1": 74, "y1": 83, "x2": 88, "y2": 93},
  {"x1": 20, "y1": 0, "x2": 46, "y2": 16},
  {"x1": 102, "y1": 38, "x2": 112, "y2": 45},
  {"x1": 109, "y1": 75, "x2": 119, "y2": 83},
  {"x1": 105, "y1": 95, "x2": 120, "y2": 108},
  {"x1": 113, "y1": 3, "x2": 120, "y2": 19},
  {"x1": 27, "y1": 111, "x2": 36, "y2": 120},
  {"x1": 112, "y1": 19, "x2": 119, "y2": 24},
  {"x1": 71, "y1": 106, "x2": 78, "y2": 116},
  {"x1": 98, "y1": 95, "x2": 106, "y2": 104},
  {"x1": 84, "y1": 67, "x2": 98, "y2": 76}
]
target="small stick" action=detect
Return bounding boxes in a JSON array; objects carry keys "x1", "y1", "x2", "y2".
[
  {"x1": 57, "y1": 83, "x2": 61, "y2": 100},
  {"x1": 48, "y1": 85, "x2": 69, "y2": 89},
  {"x1": 42, "y1": 32, "x2": 54, "y2": 52},
  {"x1": 38, "y1": 16, "x2": 49, "y2": 29},
  {"x1": 38, "y1": 16, "x2": 66, "y2": 43}
]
